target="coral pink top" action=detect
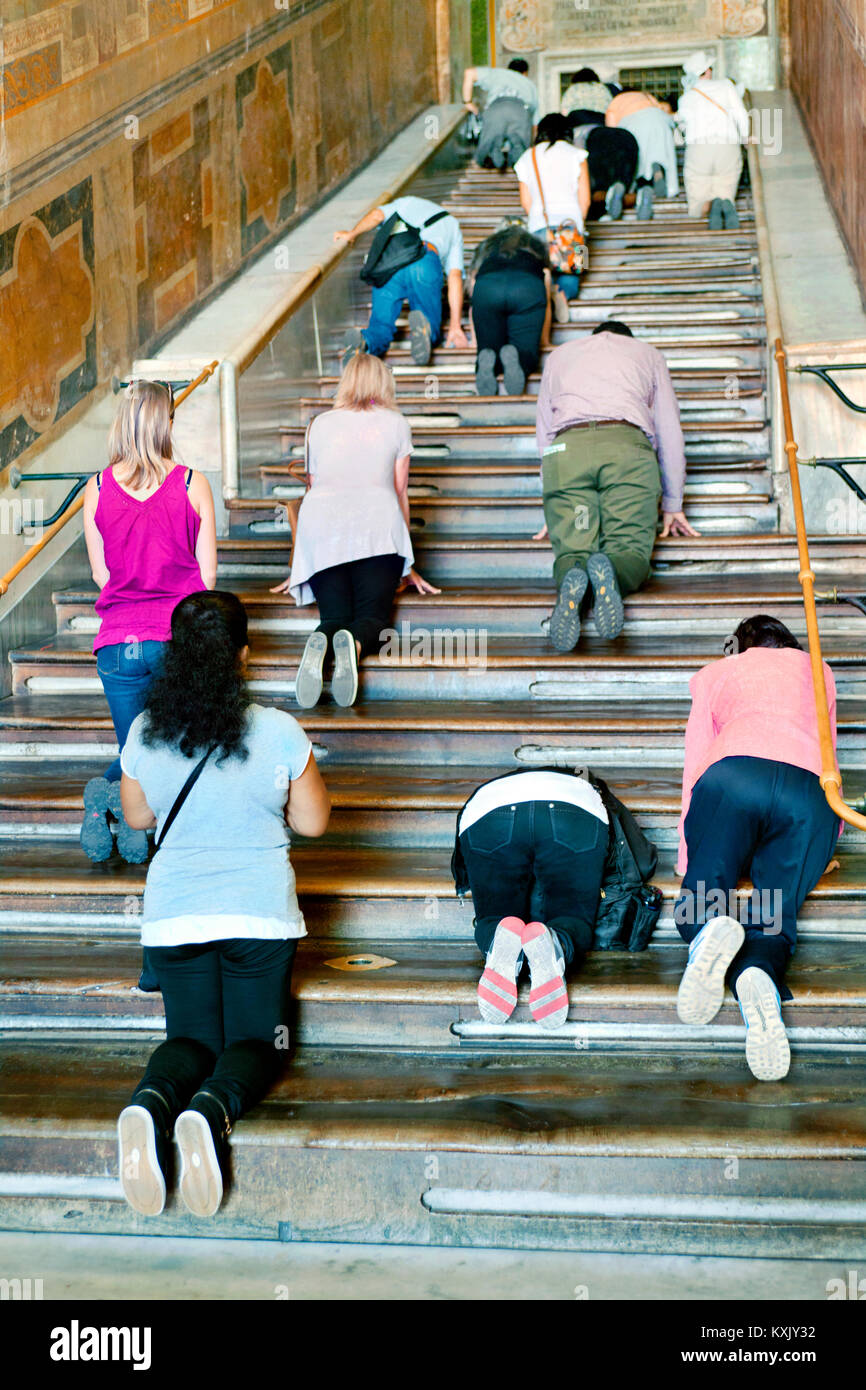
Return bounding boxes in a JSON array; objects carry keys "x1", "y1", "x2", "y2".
[
  {"x1": 93, "y1": 464, "x2": 204, "y2": 651},
  {"x1": 677, "y1": 646, "x2": 838, "y2": 875},
  {"x1": 605, "y1": 91, "x2": 660, "y2": 126}
]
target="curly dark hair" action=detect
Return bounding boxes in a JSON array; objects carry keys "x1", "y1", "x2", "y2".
[{"x1": 142, "y1": 591, "x2": 252, "y2": 763}]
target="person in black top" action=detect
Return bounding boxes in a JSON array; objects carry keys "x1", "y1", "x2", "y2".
[{"x1": 468, "y1": 223, "x2": 552, "y2": 395}]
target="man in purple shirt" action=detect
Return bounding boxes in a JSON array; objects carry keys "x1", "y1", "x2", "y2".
[{"x1": 535, "y1": 321, "x2": 699, "y2": 648}]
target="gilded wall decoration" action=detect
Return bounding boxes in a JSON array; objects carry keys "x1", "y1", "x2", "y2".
[
  {"x1": 0, "y1": 177, "x2": 96, "y2": 471},
  {"x1": 236, "y1": 40, "x2": 296, "y2": 258},
  {"x1": 132, "y1": 98, "x2": 214, "y2": 343}
]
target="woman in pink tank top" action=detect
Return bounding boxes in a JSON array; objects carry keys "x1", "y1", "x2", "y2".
[{"x1": 80, "y1": 380, "x2": 217, "y2": 863}]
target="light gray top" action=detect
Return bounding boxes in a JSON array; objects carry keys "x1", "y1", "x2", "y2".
[
  {"x1": 474, "y1": 66, "x2": 539, "y2": 123},
  {"x1": 121, "y1": 704, "x2": 313, "y2": 944},
  {"x1": 289, "y1": 406, "x2": 414, "y2": 605}
]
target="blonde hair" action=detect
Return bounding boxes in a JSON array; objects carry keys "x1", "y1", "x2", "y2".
[
  {"x1": 334, "y1": 352, "x2": 397, "y2": 411},
  {"x1": 108, "y1": 380, "x2": 174, "y2": 490}
]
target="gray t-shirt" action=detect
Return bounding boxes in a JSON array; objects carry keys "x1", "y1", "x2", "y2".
[
  {"x1": 121, "y1": 704, "x2": 313, "y2": 944},
  {"x1": 474, "y1": 66, "x2": 539, "y2": 122}
]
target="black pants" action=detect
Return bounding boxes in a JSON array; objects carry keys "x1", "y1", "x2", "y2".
[
  {"x1": 675, "y1": 756, "x2": 839, "y2": 999},
  {"x1": 459, "y1": 800, "x2": 608, "y2": 966},
  {"x1": 585, "y1": 126, "x2": 639, "y2": 197},
  {"x1": 310, "y1": 552, "x2": 404, "y2": 657},
  {"x1": 131, "y1": 938, "x2": 296, "y2": 1125},
  {"x1": 472, "y1": 270, "x2": 547, "y2": 377}
]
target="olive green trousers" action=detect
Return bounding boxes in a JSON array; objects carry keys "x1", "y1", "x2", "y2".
[{"x1": 541, "y1": 423, "x2": 662, "y2": 592}]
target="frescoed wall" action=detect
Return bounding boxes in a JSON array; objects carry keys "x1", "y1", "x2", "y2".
[{"x1": 0, "y1": 1, "x2": 441, "y2": 473}]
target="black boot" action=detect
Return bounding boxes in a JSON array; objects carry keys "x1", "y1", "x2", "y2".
[
  {"x1": 117, "y1": 1085, "x2": 174, "y2": 1216},
  {"x1": 174, "y1": 1089, "x2": 232, "y2": 1218}
]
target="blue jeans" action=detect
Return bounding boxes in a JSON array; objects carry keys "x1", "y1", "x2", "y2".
[
  {"x1": 96, "y1": 639, "x2": 166, "y2": 781},
  {"x1": 363, "y1": 248, "x2": 444, "y2": 356}
]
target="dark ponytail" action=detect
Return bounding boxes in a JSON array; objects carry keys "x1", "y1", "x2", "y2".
[{"x1": 142, "y1": 591, "x2": 251, "y2": 762}]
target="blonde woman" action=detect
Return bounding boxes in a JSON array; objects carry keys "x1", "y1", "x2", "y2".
[
  {"x1": 81, "y1": 380, "x2": 217, "y2": 863},
  {"x1": 272, "y1": 353, "x2": 439, "y2": 708}
]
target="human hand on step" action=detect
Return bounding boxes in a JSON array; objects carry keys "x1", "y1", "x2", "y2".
[
  {"x1": 269, "y1": 576, "x2": 293, "y2": 593},
  {"x1": 532, "y1": 523, "x2": 549, "y2": 541},
  {"x1": 660, "y1": 511, "x2": 701, "y2": 538},
  {"x1": 399, "y1": 568, "x2": 441, "y2": 595}
]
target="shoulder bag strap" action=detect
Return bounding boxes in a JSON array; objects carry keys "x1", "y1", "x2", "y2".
[
  {"x1": 153, "y1": 744, "x2": 216, "y2": 853},
  {"x1": 422, "y1": 210, "x2": 449, "y2": 229},
  {"x1": 695, "y1": 87, "x2": 728, "y2": 116},
  {"x1": 530, "y1": 146, "x2": 551, "y2": 227}
]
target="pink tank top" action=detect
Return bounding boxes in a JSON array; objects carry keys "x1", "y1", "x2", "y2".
[{"x1": 93, "y1": 464, "x2": 204, "y2": 652}]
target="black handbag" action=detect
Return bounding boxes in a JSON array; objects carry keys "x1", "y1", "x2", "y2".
[
  {"x1": 136, "y1": 743, "x2": 216, "y2": 993},
  {"x1": 360, "y1": 209, "x2": 448, "y2": 288}
]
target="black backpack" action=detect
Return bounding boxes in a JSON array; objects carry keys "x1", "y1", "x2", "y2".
[
  {"x1": 360, "y1": 209, "x2": 449, "y2": 288},
  {"x1": 450, "y1": 766, "x2": 662, "y2": 952}
]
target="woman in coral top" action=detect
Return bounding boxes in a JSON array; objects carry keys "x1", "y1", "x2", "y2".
[{"x1": 674, "y1": 615, "x2": 840, "y2": 1081}]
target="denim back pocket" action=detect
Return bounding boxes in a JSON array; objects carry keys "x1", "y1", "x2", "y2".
[
  {"x1": 464, "y1": 804, "x2": 516, "y2": 855},
  {"x1": 549, "y1": 802, "x2": 604, "y2": 851}
]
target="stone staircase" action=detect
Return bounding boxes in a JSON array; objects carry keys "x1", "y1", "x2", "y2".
[{"x1": 1, "y1": 161, "x2": 865, "y2": 1258}]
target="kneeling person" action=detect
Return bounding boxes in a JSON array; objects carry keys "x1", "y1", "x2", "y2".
[
  {"x1": 535, "y1": 320, "x2": 699, "y2": 649},
  {"x1": 453, "y1": 769, "x2": 609, "y2": 1029}
]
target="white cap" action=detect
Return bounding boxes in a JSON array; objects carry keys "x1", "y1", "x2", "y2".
[
  {"x1": 594, "y1": 60, "x2": 620, "y2": 83},
  {"x1": 683, "y1": 49, "x2": 712, "y2": 77}
]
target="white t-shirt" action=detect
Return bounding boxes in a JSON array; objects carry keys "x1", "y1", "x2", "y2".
[
  {"x1": 677, "y1": 78, "x2": 750, "y2": 145},
  {"x1": 458, "y1": 771, "x2": 608, "y2": 837},
  {"x1": 514, "y1": 142, "x2": 588, "y2": 234}
]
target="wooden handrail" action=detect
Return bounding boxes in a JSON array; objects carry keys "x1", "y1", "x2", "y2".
[
  {"x1": 0, "y1": 359, "x2": 219, "y2": 600},
  {"x1": 774, "y1": 337, "x2": 866, "y2": 829}
]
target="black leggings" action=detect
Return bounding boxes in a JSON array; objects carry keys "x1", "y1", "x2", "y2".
[
  {"x1": 585, "y1": 126, "x2": 639, "y2": 196},
  {"x1": 459, "y1": 800, "x2": 608, "y2": 967},
  {"x1": 310, "y1": 552, "x2": 404, "y2": 657},
  {"x1": 676, "y1": 756, "x2": 839, "y2": 1000},
  {"x1": 472, "y1": 269, "x2": 548, "y2": 377},
  {"x1": 131, "y1": 938, "x2": 296, "y2": 1125}
]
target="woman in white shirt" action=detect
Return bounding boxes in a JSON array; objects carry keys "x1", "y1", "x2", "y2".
[
  {"x1": 676, "y1": 50, "x2": 751, "y2": 228},
  {"x1": 514, "y1": 114, "x2": 590, "y2": 323},
  {"x1": 271, "y1": 352, "x2": 439, "y2": 709}
]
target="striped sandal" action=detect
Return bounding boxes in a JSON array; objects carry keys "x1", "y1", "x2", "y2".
[
  {"x1": 523, "y1": 921, "x2": 569, "y2": 1029},
  {"x1": 477, "y1": 916, "x2": 525, "y2": 1023}
]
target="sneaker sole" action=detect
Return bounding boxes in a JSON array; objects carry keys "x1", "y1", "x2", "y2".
[
  {"x1": 118, "y1": 1106, "x2": 166, "y2": 1216},
  {"x1": 475, "y1": 350, "x2": 498, "y2": 397},
  {"x1": 522, "y1": 922, "x2": 569, "y2": 1029},
  {"x1": 175, "y1": 1111, "x2": 223, "y2": 1218},
  {"x1": 738, "y1": 968, "x2": 790, "y2": 1081},
  {"x1": 295, "y1": 631, "x2": 328, "y2": 708},
  {"x1": 477, "y1": 916, "x2": 525, "y2": 1023},
  {"x1": 636, "y1": 188, "x2": 654, "y2": 220},
  {"x1": 106, "y1": 783, "x2": 149, "y2": 864},
  {"x1": 587, "y1": 552, "x2": 625, "y2": 639},
  {"x1": 549, "y1": 566, "x2": 589, "y2": 652},
  {"x1": 331, "y1": 629, "x2": 359, "y2": 707},
  {"x1": 722, "y1": 201, "x2": 740, "y2": 230},
  {"x1": 408, "y1": 310, "x2": 432, "y2": 366},
  {"x1": 605, "y1": 185, "x2": 624, "y2": 220},
  {"x1": 552, "y1": 289, "x2": 570, "y2": 325},
  {"x1": 80, "y1": 812, "x2": 114, "y2": 862},
  {"x1": 500, "y1": 345, "x2": 526, "y2": 395},
  {"x1": 708, "y1": 200, "x2": 724, "y2": 230},
  {"x1": 676, "y1": 915, "x2": 745, "y2": 1025}
]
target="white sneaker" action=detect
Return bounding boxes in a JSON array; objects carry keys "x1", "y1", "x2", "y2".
[
  {"x1": 477, "y1": 916, "x2": 525, "y2": 1023},
  {"x1": 522, "y1": 921, "x2": 569, "y2": 1029},
  {"x1": 676, "y1": 914, "x2": 745, "y2": 1025},
  {"x1": 737, "y1": 967, "x2": 790, "y2": 1081}
]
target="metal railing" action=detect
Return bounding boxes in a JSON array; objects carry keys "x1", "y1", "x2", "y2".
[
  {"x1": 0, "y1": 359, "x2": 219, "y2": 598},
  {"x1": 774, "y1": 336, "x2": 866, "y2": 830}
]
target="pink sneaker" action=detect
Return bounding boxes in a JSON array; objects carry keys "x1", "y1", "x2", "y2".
[
  {"x1": 477, "y1": 917, "x2": 525, "y2": 1023},
  {"x1": 523, "y1": 921, "x2": 569, "y2": 1029}
]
